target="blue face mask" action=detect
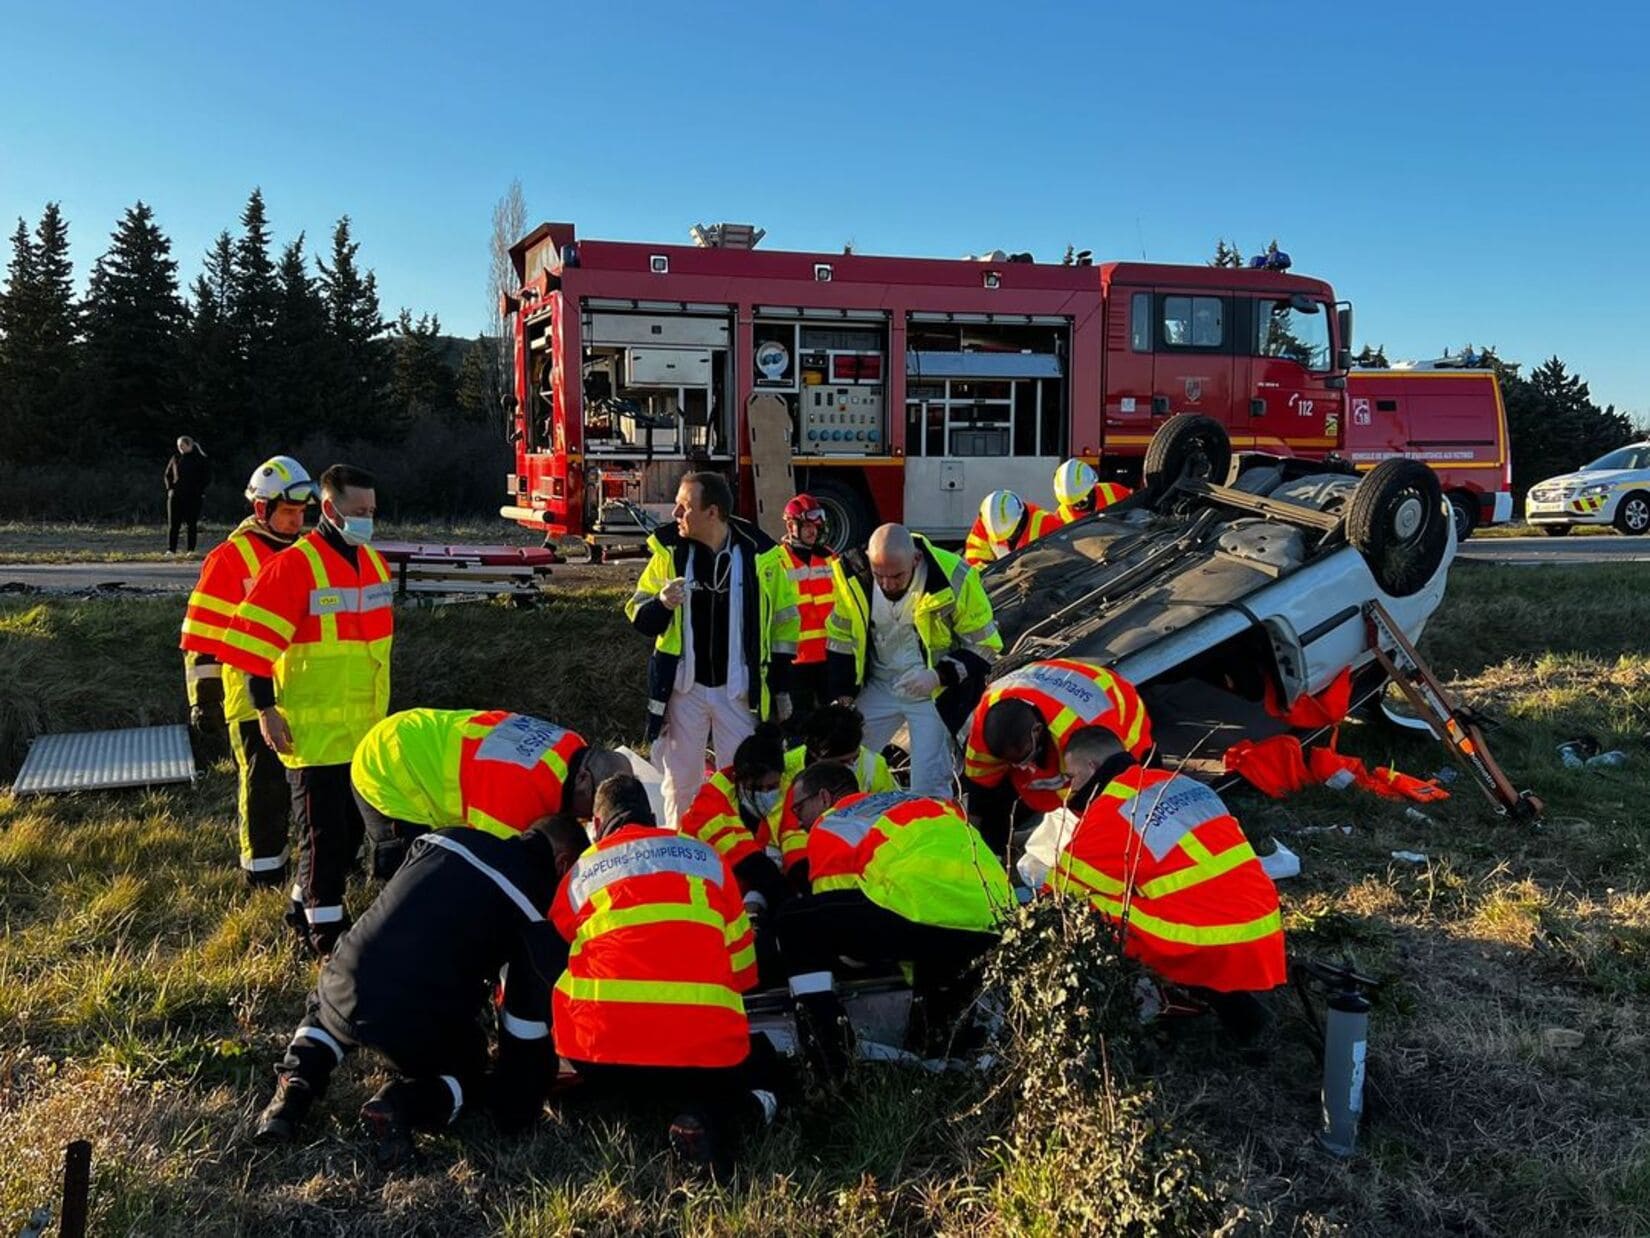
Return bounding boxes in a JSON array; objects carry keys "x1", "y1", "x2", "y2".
[{"x1": 329, "y1": 509, "x2": 374, "y2": 546}]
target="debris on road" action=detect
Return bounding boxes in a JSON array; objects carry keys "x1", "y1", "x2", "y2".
[{"x1": 1390, "y1": 850, "x2": 1429, "y2": 864}]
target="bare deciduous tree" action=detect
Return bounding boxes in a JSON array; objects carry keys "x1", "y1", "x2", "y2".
[{"x1": 489, "y1": 179, "x2": 527, "y2": 437}]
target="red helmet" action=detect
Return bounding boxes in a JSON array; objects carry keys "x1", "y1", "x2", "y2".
[{"x1": 784, "y1": 494, "x2": 826, "y2": 525}]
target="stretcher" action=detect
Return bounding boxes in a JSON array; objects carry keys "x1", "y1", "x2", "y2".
[{"x1": 374, "y1": 541, "x2": 558, "y2": 603}]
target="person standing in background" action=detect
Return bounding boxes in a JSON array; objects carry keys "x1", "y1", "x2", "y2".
[{"x1": 164, "y1": 435, "x2": 211, "y2": 555}]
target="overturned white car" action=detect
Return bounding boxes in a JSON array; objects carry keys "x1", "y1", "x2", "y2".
[{"x1": 980, "y1": 415, "x2": 1458, "y2": 781}]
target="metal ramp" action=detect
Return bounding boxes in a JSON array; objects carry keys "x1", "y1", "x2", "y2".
[{"x1": 10, "y1": 724, "x2": 196, "y2": 795}]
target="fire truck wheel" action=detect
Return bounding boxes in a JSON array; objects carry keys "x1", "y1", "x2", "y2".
[
  {"x1": 809, "y1": 479, "x2": 874, "y2": 554},
  {"x1": 1142, "y1": 415, "x2": 1231, "y2": 506},
  {"x1": 1347, "y1": 458, "x2": 1449, "y2": 597},
  {"x1": 1614, "y1": 492, "x2": 1650, "y2": 536},
  {"x1": 1447, "y1": 493, "x2": 1478, "y2": 541}
]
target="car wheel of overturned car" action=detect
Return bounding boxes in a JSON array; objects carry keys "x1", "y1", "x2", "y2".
[
  {"x1": 1142, "y1": 414, "x2": 1233, "y2": 506},
  {"x1": 1541, "y1": 523, "x2": 1572, "y2": 537},
  {"x1": 1346, "y1": 458, "x2": 1450, "y2": 597},
  {"x1": 1614, "y1": 492, "x2": 1650, "y2": 536},
  {"x1": 809, "y1": 478, "x2": 874, "y2": 554},
  {"x1": 1447, "y1": 493, "x2": 1478, "y2": 541}
]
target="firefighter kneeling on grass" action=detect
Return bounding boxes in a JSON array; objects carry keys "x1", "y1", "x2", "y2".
[
  {"x1": 775, "y1": 772, "x2": 1013, "y2": 1079},
  {"x1": 179, "y1": 455, "x2": 316, "y2": 886},
  {"x1": 349, "y1": 707, "x2": 631, "y2": 878},
  {"x1": 219, "y1": 464, "x2": 392, "y2": 956},
  {"x1": 1043, "y1": 725, "x2": 1287, "y2": 1043},
  {"x1": 962, "y1": 657, "x2": 1154, "y2": 852}
]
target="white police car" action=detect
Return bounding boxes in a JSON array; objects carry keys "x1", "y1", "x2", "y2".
[{"x1": 1525, "y1": 443, "x2": 1650, "y2": 536}]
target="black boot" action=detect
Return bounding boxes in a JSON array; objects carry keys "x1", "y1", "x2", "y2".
[
  {"x1": 245, "y1": 865, "x2": 286, "y2": 891},
  {"x1": 254, "y1": 1076, "x2": 314, "y2": 1144},
  {"x1": 359, "y1": 1090, "x2": 417, "y2": 1171},
  {"x1": 668, "y1": 1109, "x2": 732, "y2": 1182}
]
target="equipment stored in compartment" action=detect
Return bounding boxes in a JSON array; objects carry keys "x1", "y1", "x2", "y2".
[{"x1": 625, "y1": 347, "x2": 712, "y2": 387}]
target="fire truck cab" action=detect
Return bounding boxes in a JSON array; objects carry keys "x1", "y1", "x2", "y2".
[{"x1": 501, "y1": 222, "x2": 1352, "y2": 550}]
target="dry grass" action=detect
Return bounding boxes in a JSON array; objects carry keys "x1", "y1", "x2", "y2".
[{"x1": 2, "y1": 565, "x2": 1650, "y2": 1234}]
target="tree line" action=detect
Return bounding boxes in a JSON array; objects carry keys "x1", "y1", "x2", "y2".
[
  {"x1": 0, "y1": 192, "x2": 506, "y2": 520},
  {"x1": 1214, "y1": 240, "x2": 1638, "y2": 497}
]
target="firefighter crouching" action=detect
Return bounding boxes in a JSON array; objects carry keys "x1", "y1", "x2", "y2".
[
  {"x1": 1052, "y1": 458, "x2": 1132, "y2": 524},
  {"x1": 777, "y1": 493, "x2": 841, "y2": 726},
  {"x1": 254, "y1": 814, "x2": 588, "y2": 1165},
  {"x1": 624, "y1": 470, "x2": 801, "y2": 828},
  {"x1": 551, "y1": 775, "x2": 781, "y2": 1177},
  {"x1": 349, "y1": 707, "x2": 631, "y2": 878},
  {"x1": 179, "y1": 455, "x2": 316, "y2": 886},
  {"x1": 219, "y1": 464, "x2": 391, "y2": 956},
  {"x1": 825, "y1": 523, "x2": 1001, "y2": 797},
  {"x1": 963, "y1": 489, "x2": 1060, "y2": 567},
  {"x1": 767, "y1": 702, "x2": 896, "y2": 884},
  {"x1": 676, "y1": 723, "x2": 793, "y2": 922},
  {"x1": 1043, "y1": 725, "x2": 1286, "y2": 1042},
  {"x1": 962, "y1": 657, "x2": 1154, "y2": 853},
  {"x1": 776, "y1": 770, "x2": 1013, "y2": 1078}
]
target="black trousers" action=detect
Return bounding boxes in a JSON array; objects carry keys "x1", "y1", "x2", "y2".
[
  {"x1": 278, "y1": 990, "x2": 489, "y2": 1129},
  {"x1": 784, "y1": 661, "x2": 834, "y2": 736},
  {"x1": 566, "y1": 1033, "x2": 777, "y2": 1135},
  {"x1": 776, "y1": 889, "x2": 999, "y2": 990},
  {"x1": 289, "y1": 763, "x2": 364, "y2": 945},
  {"x1": 233, "y1": 719, "x2": 292, "y2": 884},
  {"x1": 351, "y1": 784, "x2": 428, "y2": 880},
  {"x1": 167, "y1": 491, "x2": 203, "y2": 552}
]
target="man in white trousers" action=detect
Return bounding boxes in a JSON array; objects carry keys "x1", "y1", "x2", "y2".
[
  {"x1": 825, "y1": 524, "x2": 1001, "y2": 797},
  {"x1": 625, "y1": 471, "x2": 800, "y2": 826}
]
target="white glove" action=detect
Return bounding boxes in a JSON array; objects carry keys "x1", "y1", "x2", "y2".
[
  {"x1": 658, "y1": 577, "x2": 687, "y2": 609},
  {"x1": 894, "y1": 666, "x2": 942, "y2": 699},
  {"x1": 774, "y1": 692, "x2": 794, "y2": 723}
]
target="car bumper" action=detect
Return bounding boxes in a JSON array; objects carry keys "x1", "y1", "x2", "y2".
[{"x1": 1526, "y1": 497, "x2": 1613, "y2": 525}]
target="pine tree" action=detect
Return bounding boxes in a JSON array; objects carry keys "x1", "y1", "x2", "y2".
[
  {"x1": 269, "y1": 234, "x2": 330, "y2": 439},
  {"x1": 80, "y1": 202, "x2": 187, "y2": 454},
  {"x1": 456, "y1": 335, "x2": 497, "y2": 423},
  {"x1": 1354, "y1": 344, "x2": 1389, "y2": 369},
  {"x1": 389, "y1": 310, "x2": 456, "y2": 423},
  {"x1": 185, "y1": 232, "x2": 245, "y2": 451},
  {"x1": 0, "y1": 205, "x2": 78, "y2": 462},
  {"x1": 1502, "y1": 356, "x2": 1634, "y2": 497},
  {"x1": 317, "y1": 215, "x2": 388, "y2": 435},
  {"x1": 231, "y1": 188, "x2": 278, "y2": 344},
  {"x1": 1209, "y1": 239, "x2": 1245, "y2": 268}
]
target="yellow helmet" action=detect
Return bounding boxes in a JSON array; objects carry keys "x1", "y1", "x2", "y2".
[
  {"x1": 980, "y1": 489, "x2": 1027, "y2": 541},
  {"x1": 1053, "y1": 458, "x2": 1099, "y2": 509}
]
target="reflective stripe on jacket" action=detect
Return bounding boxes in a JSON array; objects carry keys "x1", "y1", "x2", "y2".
[
  {"x1": 806, "y1": 790, "x2": 1013, "y2": 932},
  {"x1": 678, "y1": 767, "x2": 769, "y2": 868},
  {"x1": 1056, "y1": 481, "x2": 1134, "y2": 524},
  {"x1": 550, "y1": 824, "x2": 755, "y2": 1068},
  {"x1": 219, "y1": 528, "x2": 393, "y2": 768},
  {"x1": 623, "y1": 519, "x2": 800, "y2": 741},
  {"x1": 772, "y1": 743, "x2": 895, "y2": 874},
  {"x1": 963, "y1": 658, "x2": 1154, "y2": 809},
  {"x1": 1048, "y1": 766, "x2": 1286, "y2": 993},
  {"x1": 180, "y1": 519, "x2": 283, "y2": 723},
  {"x1": 963, "y1": 503, "x2": 1060, "y2": 567},
  {"x1": 350, "y1": 708, "x2": 586, "y2": 835},
  {"x1": 779, "y1": 543, "x2": 839, "y2": 665},
  {"x1": 824, "y1": 533, "x2": 1001, "y2": 699}
]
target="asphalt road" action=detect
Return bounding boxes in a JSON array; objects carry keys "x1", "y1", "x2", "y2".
[
  {"x1": 0, "y1": 558, "x2": 641, "y2": 595},
  {"x1": 1456, "y1": 536, "x2": 1650, "y2": 565}
]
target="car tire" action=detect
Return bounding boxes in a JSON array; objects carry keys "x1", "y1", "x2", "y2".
[
  {"x1": 1614, "y1": 491, "x2": 1650, "y2": 536},
  {"x1": 1346, "y1": 458, "x2": 1450, "y2": 597},
  {"x1": 1142, "y1": 414, "x2": 1232, "y2": 505},
  {"x1": 1447, "y1": 493, "x2": 1478, "y2": 541},
  {"x1": 808, "y1": 478, "x2": 874, "y2": 553},
  {"x1": 1540, "y1": 524, "x2": 1572, "y2": 537}
]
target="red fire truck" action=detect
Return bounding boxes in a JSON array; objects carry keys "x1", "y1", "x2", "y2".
[
  {"x1": 1344, "y1": 366, "x2": 1514, "y2": 539},
  {"x1": 500, "y1": 222, "x2": 1354, "y2": 549}
]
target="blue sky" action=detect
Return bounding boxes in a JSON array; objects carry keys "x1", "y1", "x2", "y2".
[{"x1": 2, "y1": 1, "x2": 1645, "y2": 418}]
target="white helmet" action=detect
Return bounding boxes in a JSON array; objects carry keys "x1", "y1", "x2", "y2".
[
  {"x1": 245, "y1": 456, "x2": 318, "y2": 505},
  {"x1": 1053, "y1": 458, "x2": 1099, "y2": 509},
  {"x1": 980, "y1": 489, "x2": 1027, "y2": 542}
]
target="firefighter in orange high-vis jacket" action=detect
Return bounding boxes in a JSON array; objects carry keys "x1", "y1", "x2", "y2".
[
  {"x1": 549, "y1": 775, "x2": 781, "y2": 1178},
  {"x1": 1051, "y1": 458, "x2": 1133, "y2": 525},
  {"x1": 219, "y1": 464, "x2": 392, "y2": 955},
  {"x1": 962, "y1": 658, "x2": 1154, "y2": 852},
  {"x1": 963, "y1": 489, "x2": 1060, "y2": 568},
  {"x1": 775, "y1": 494, "x2": 840, "y2": 725},
  {"x1": 348, "y1": 708, "x2": 632, "y2": 879},
  {"x1": 179, "y1": 455, "x2": 315, "y2": 886},
  {"x1": 676, "y1": 723, "x2": 791, "y2": 918},
  {"x1": 1046, "y1": 726, "x2": 1285, "y2": 1044}
]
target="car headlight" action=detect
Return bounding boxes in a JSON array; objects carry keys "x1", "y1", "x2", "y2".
[{"x1": 1577, "y1": 483, "x2": 1611, "y2": 497}]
